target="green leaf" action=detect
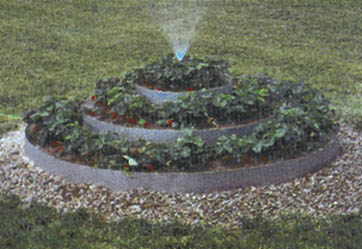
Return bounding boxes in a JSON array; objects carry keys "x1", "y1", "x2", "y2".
[
  {"x1": 182, "y1": 128, "x2": 193, "y2": 137},
  {"x1": 38, "y1": 111, "x2": 50, "y2": 117},
  {"x1": 120, "y1": 71, "x2": 128, "y2": 79},
  {"x1": 108, "y1": 93, "x2": 122, "y2": 105},
  {"x1": 43, "y1": 96, "x2": 54, "y2": 103},
  {"x1": 224, "y1": 144, "x2": 233, "y2": 153},
  {"x1": 123, "y1": 155, "x2": 138, "y2": 166},
  {"x1": 196, "y1": 63, "x2": 208, "y2": 70},
  {"x1": 253, "y1": 142, "x2": 263, "y2": 153},
  {"x1": 46, "y1": 106, "x2": 54, "y2": 112},
  {"x1": 107, "y1": 86, "x2": 122, "y2": 95},
  {"x1": 263, "y1": 137, "x2": 275, "y2": 147},
  {"x1": 138, "y1": 118, "x2": 146, "y2": 126},
  {"x1": 275, "y1": 128, "x2": 287, "y2": 138},
  {"x1": 156, "y1": 120, "x2": 164, "y2": 126},
  {"x1": 180, "y1": 147, "x2": 191, "y2": 157},
  {"x1": 194, "y1": 137, "x2": 205, "y2": 147},
  {"x1": 65, "y1": 135, "x2": 73, "y2": 140}
]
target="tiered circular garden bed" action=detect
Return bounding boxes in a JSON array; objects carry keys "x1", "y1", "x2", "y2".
[{"x1": 23, "y1": 54, "x2": 341, "y2": 193}]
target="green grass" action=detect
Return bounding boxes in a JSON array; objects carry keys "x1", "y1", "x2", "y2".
[
  {"x1": 0, "y1": 0, "x2": 361, "y2": 247},
  {"x1": 1, "y1": 193, "x2": 361, "y2": 249}
]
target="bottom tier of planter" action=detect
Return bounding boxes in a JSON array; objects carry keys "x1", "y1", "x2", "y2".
[{"x1": 23, "y1": 128, "x2": 341, "y2": 193}]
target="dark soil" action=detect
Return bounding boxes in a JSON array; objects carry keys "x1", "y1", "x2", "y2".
[
  {"x1": 95, "y1": 112, "x2": 262, "y2": 130},
  {"x1": 86, "y1": 101, "x2": 265, "y2": 130},
  {"x1": 137, "y1": 78, "x2": 227, "y2": 92}
]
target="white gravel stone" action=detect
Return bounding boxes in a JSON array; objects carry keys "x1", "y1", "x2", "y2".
[{"x1": 0, "y1": 121, "x2": 361, "y2": 230}]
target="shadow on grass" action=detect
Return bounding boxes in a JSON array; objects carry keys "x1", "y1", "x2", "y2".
[{"x1": 0, "y1": 192, "x2": 361, "y2": 249}]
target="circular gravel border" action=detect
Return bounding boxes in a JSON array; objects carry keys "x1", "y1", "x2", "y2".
[
  {"x1": 82, "y1": 113, "x2": 265, "y2": 146},
  {"x1": 134, "y1": 74, "x2": 233, "y2": 105},
  {"x1": 23, "y1": 128, "x2": 341, "y2": 194}
]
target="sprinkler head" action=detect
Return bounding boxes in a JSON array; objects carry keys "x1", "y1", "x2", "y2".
[{"x1": 175, "y1": 50, "x2": 187, "y2": 61}]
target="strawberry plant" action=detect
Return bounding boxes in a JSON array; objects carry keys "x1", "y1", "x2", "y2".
[
  {"x1": 88, "y1": 73, "x2": 276, "y2": 130},
  {"x1": 128, "y1": 53, "x2": 229, "y2": 91},
  {"x1": 23, "y1": 96, "x2": 84, "y2": 147},
  {"x1": 171, "y1": 128, "x2": 210, "y2": 170},
  {"x1": 23, "y1": 69, "x2": 339, "y2": 173}
]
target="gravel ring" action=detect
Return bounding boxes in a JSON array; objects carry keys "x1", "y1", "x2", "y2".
[{"x1": 0, "y1": 121, "x2": 361, "y2": 231}]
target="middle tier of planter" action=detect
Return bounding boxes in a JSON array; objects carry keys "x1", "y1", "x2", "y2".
[
  {"x1": 82, "y1": 75, "x2": 264, "y2": 146},
  {"x1": 82, "y1": 111, "x2": 264, "y2": 146}
]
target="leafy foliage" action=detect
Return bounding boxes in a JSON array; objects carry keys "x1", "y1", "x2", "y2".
[
  {"x1": 171, "y1": 128, "x2": 210, "y2": 170},
  {"x1": 130, "y1": 53, "x2": 229, "y2": 91},
  {"x1": 23, "y1": 96, "x2": 84, "y2": 148},
  {"x1": 216, "y1": 79, "x2": 339, "y2": 163},
  {"x1": 90, "y1": 73, "x2": 275, "y2": 130},
  {"x1": 23, "y1": 74, "x2": 339, "y2": 172}
]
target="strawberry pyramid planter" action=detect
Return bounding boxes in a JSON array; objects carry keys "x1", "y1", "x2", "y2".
[{"x1": 22, "y1": 55, "x2": 342, "y2": 193}]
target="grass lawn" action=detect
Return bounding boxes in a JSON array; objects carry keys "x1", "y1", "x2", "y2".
[{"x1": 0, "y1": 0, "x2": 361, "y2": 248}]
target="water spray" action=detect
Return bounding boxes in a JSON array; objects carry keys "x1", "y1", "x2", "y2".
[
  {"x1": 147, "y1": 0, "x2": 207, "y2": 61},
  {"x1": 176, "y1": 47, "x2": 187, "y2": 61}
]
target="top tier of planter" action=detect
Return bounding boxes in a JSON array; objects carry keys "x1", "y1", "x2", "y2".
[{"x1": 134, "y1": 73, "x2": 233, "y2": 105}]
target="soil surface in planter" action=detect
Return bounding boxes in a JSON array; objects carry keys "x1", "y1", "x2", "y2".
[
  {"x1": 137, "y1": 79, "x2": 226, "y2": 92},
  {"x1": 137, "y1": 74, "x2": 239, "y2": 92},
  {"x1": 88, "y1": 105, "x2": 266, "y2": 130},
  {"x1": 25, "y1": 124, "x2": 336, "y2": 174}
]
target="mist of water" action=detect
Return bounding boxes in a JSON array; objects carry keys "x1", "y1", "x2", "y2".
[{"x1": 147, "y1": 0, "x2": 207, "y2": 61}]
